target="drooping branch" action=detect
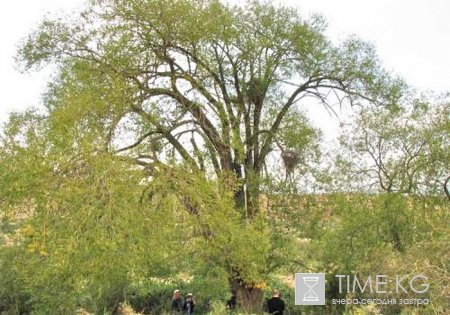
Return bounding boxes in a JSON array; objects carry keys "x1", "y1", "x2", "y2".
[
  {"x1": 114, "y1": 130, "x2": 159, "y2": 153},
  {"x1": 131, "y1": 105, "x2": 198, "y2": 167}
]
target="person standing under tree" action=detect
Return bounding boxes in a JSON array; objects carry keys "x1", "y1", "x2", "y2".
[
  {"x1": 183, "y1": 293, "x2": 195, "y2": 314},
  {"x1": 171, "y1": 289, "x2": 183, "y2": 314},
  {"x1": 267, "y1": 288, "x2": 285, "y2": 315}
]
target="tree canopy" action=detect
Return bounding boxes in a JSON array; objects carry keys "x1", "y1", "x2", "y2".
[{"x1": 17, "y1": 0, "x2": 405, "y2": 214}]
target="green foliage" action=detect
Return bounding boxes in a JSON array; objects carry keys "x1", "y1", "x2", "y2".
[
  {"x1": 2, "y1": 0, "x2": 446, "y2": 314},
  {"x1": 15, "y1": 0, "x2": 405, "y2": 180},
  {"x1": 334, "y1": 96, "x2": 449, "y2": 196},
  {"x1": 0, "y1": 112, "x2": 270, "y2": 313},
  {"x1": 296, "y1": 194, "x2": 449, "y2": 314}
]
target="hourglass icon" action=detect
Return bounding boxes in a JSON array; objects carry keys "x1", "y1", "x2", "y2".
[{"x1": 302, "y1": 276, "x2": 319, "y2": 302}]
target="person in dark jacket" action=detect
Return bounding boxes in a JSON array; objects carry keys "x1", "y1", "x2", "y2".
[
  {"x1": 183, "y1": 293, "x2": 195, "y2": 314},
  {"x1": 267, "y1": 288, "x2": 285, "y2": 315},
  {"x1": 171, "y1": 289, "x2": 183, "y2": 313}
]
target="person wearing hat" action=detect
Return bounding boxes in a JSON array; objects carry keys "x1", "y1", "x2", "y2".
[
  {"x1": 171, "y1": 289, "x2": 183, "y2": 313},
  {"x1": 183, "y1": 293, "x2": 195, "y2": 314}
]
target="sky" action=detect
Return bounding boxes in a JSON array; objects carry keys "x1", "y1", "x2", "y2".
[{"x1": 0, "y1": 0, "x2": 449, "y2": 135}]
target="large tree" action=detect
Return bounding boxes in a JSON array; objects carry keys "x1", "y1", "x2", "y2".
[{"x1": 15, "y1": 0, "x2": 406, "y2": 310}]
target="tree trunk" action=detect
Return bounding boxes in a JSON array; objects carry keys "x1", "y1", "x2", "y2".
[
  {"x1": 234, "y1": 186, "x2": 246, "y2": 211},
  {"x1": 231, "y1": 278, "x2": 264, "y2": 313},
  {"x1": 229, "y1": 167, "x2": 264, "y2": 311},
  {"x1": 245, "y1": 168, "x2": 261, "y2": 217}
]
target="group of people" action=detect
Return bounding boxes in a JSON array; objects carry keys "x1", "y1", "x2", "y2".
[
  {"x1": 170, "y1": 288, "x2": 285, "y2": 314},
  {"x1": 171, "y1": 290, "x2": 196, "y2": 314}
]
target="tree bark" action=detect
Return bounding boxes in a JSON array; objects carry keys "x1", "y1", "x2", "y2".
[
  {"x1": 246, "y1": 170, "x2": 261, "y2": 217},
  {"x1": 231, "y1": 278, "x2": 264, "y2": 313},
  {"x1": 229, "y1": 167, "x2": 264, "y2": 311}
]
